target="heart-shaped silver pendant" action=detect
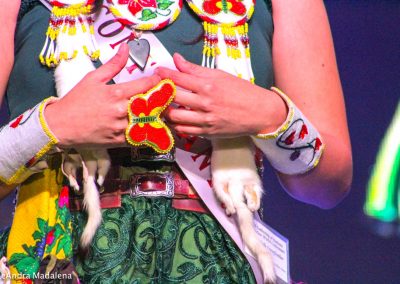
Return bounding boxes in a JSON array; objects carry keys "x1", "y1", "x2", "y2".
[{"x1": 127, "y1": 38, "x2": 150, "y2": 71}]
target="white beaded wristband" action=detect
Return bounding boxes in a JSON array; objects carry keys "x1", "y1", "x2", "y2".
[
  {"x1": 0, "y1": 97, "x2": 59, "y2": 185},
  {"x1": 251, "y1": 87, "x2": 324, "y2": 175}
]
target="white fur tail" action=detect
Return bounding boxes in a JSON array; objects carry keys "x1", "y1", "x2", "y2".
[
  {"x1": 55, "y1": 53, "x2": 105, "y2": 248},
  {"x1": 78, "y1": 149, "x2": 111, "y2": 248},
  {"x1": 236, "y1": 205, "x2": 276, "y2": 284},
  {"x1": 79, "y1": 161, "x2": 102, "y2": 248}
]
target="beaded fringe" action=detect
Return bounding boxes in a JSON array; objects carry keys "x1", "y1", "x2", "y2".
[
  {"x1": 39, "y1": 1, "x2": 100, "y2": 67},
  {"x1": 202, "y1": 22, "x2": 254, "y2": 83}
]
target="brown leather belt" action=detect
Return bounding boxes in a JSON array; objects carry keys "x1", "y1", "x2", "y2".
[{"x1": 69, "y1": 164, "x2": 209, "y2": 214}]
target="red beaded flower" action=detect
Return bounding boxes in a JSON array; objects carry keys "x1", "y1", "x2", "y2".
[
  {"x1": 126, "y1": 80, "x2": 176, "y2": 153},
  {"x1": 45, "y1": 229, "x2": 56, "y2": 245},
  {"x1": 118, "y1": 0, "x2": 157, "y2": 15},
  {"x1": 202, "y1": 0, "x2": 246, "y2": 16},
  {"x1": 58, "y1": 186, "x2": 70, "y2": 209}
]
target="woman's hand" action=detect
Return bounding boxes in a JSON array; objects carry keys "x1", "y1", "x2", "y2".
[
  {"x1": 155, "y1": 54, "x2": 287, "y2": 138},
  {"x1": 44, "y1": 44, "x2": 161, "y2": 148}
]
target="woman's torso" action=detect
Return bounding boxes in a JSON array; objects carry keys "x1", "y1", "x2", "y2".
[
  {"x1": 4, "y1": 2, "x2": 274, "y2": 282},
  {"x1": 7, "y1": 0, "x2": 273, "y2": 119}
]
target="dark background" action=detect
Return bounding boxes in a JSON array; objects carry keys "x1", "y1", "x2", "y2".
[{"x1": 1, "y1": 1, "x2": 399, "y2": 283}]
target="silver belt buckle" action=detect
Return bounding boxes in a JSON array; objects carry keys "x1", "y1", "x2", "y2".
[
  {"x1": 130, "y1": 172, "x2": 174, "y2": 198},
  {"x1": 130, "y1": 146, "x2": 176, "y2": 162}
]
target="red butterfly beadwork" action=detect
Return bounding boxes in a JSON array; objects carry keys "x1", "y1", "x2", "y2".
[{"x1": 126, "y1": 79, "x2": 176, "y2": 153}]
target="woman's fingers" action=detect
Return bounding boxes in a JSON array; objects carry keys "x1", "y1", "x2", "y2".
[
  {"x1": 94, "y1": 43, "x2": 129, "y2": 83},
  {"x1": 173, "y1": 53, "x2": 212, "y2": 77},
  {"x1": 172, "y1": 89, "x2": 206, "y2": 110},
  {"x1": 173, "y1": 124, "x2": 205, "y2": 137},
  {"x1": 155, "y1": 67, "x2": 204, "y2": 93},
  {"x1": 111, "y1": 74, "x2": 161, "y2": 99},
  {"x1": 165, "y1": 107, "x2": 206, "y2": 126}
]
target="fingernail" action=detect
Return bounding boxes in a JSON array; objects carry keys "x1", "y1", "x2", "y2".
[
  {"x1": 175, "y1": 53, "x2": 186, "y2": 62},
  {"x1": 118, "y1": 43, "x2": 127, "y2": 54}
]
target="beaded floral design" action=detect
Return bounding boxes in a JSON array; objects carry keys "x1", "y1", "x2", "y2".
[
  {"x1": 8, "y1": 186, "x2": 73, "y2": 279},
  {"x1": 277, "y1": 119, "x2": 323, "y2": 163},
  {"x1": 109, "y1": 0, "x2": 182, "y2": 30}
]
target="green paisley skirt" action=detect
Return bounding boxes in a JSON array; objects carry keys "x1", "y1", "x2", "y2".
[{"x1": 1, "y1": 196, "x2": 255, "y2": 283}]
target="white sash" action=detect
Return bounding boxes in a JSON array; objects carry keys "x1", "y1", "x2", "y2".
[{"x1": 39, "y1": 1, "x2": 264, "y2": 282}]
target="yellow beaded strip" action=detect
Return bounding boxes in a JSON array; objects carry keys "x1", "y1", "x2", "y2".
[{"x1": 256, "y1": 87, "x2": 295, "y2": 140}]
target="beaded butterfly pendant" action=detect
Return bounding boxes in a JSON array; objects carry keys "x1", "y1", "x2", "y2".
[{"x1": 126, "y1": 79, "x2": 176, "y2": 153}]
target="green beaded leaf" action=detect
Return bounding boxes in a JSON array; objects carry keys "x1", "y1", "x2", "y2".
[
  {"x1": 8, "y1": 253, "x2": 26, "y2": 265},
  {"x1": 56, "y1": 235, "x2": 72, "y2": 256},
  {"x1": 14, "y1": 256, "x2": 40, "y2": 277},
  {"x1": 63, "y1": 236, "x2": 73, "y2": 257},
  {"x1": 54, "y1": 223, "x2": 64, "y2": 238},
  {"x1": 32, "y1": 231, "x2": 44, "y2": 241},
  {"x1": 22, "y1": 244, "x2": 36, "y2": 258},
  {"x1": 140, "y1": 9, "x2": 157, "y2": 21},
  {"x1": 157, "y1": 0, "x2": 173, "y2": 10},
  {"x1": 56, "y1": 200, "x2": 70, "y2": 224},
  {"x1": 37, "y1": 218, "x2": 48, "y2": 234}
]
